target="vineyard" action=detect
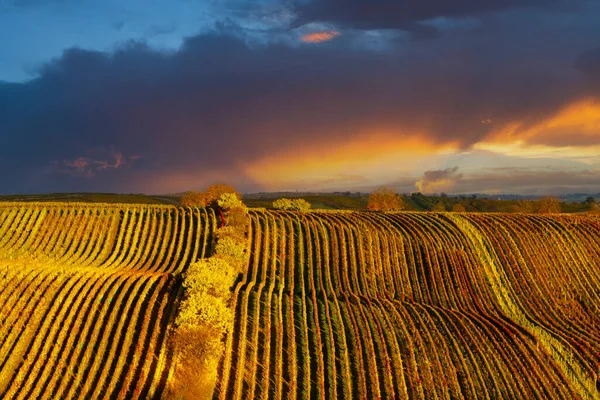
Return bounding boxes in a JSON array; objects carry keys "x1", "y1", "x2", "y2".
[
  {"x1": 0, "y1": 203, "x2": 216, "y2": 399},
  {"x1": 216, "y1": 210, "x2": 600, "y2": 400},
  {"x1": 0, "y1": 202, "x2": 599, "y2": 399}
]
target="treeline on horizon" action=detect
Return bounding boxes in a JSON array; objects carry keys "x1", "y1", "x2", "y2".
[
  {"x1": 246, "y1": 192, "x2": 600, "y2": 213},
  {"x1": 1, "y1": 191, "x2": 599, "y2": 213}
]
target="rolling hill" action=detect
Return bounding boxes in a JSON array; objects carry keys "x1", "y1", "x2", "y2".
[{"x1": 0, "y1": 202, "x2": 598, "y2": 399}]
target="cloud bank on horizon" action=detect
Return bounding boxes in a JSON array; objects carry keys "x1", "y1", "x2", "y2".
[{"x1": 1, "y1": 0, "x2": 600, "y2": 195}]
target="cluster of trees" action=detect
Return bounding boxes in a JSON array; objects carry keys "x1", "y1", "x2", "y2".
[
  {"x1": 169, "y1": 186, "x2": 249, "y2": 399},
  {"x1": 409, "y1": 191, "x2": 568, "y2": 213},
  {"x1": 179, "y1": 184, "x2": 594, "y2": 216},
  {"x1": 180, "y1": 184, "x2": 240, "y2": 208},
  {"x1": 272, "y1": 198, "x2": 311, "y2": 212},
  {"x1": 531, "y1": 197, "x2": 561, "y2": 214},
  {"x1": 410, "y1": 192, "x2": 477, "y2": 212},
  {"x1": 367, "y1": 188, "x2": 572, "y2": 214},
  {"x1": 584, "y1": 196, "x2": 599, "y2": 213}
]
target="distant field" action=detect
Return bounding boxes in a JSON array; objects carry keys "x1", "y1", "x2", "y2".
[
  {"x1": 0, "y1": 203, "x2": 598, "y2": 399},
  {"x1": 0, "y1": 193, "x2": 179, "y2": 205},
  {"x1": 244, "y1": 194, "x2": 369, "y2": 210},
  {"x1": 2, "y1": 192, "x2": 595, "y2": 214}
]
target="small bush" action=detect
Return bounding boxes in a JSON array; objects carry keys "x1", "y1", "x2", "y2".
[
  {"x1": 167, "y1": 324, "x2": 223, "y2": 400},
  {"x1": 216, "y1": 224, "x2": 245, "y2": 245},
  {"x1": 182, "y1": 258, "x2": 236, "y2": 299},
  {"x1": 218, "y1": 193, "x2": 250, "y2": 236},
  {"x1": 290, "y1": 199, "x2": 311, "y2": 212},
  {"x1": 273, "y1": 198, "x2": 311, "y2": 212},
  {"x1": 273, "y1": 198, "x2": 293, "y2": 210},
  {"x1": 226, "y1": 209, "x2": 250, "y2": 236},
  {"x1": 214, "y1": 235, "x2": 246, "y2": 269},
  {"x1": 218, "y1": 193, "x2": 245, "y2": 211},
  {"x1": 176, "y1": 294, "x2": 232, "y2": 333}
]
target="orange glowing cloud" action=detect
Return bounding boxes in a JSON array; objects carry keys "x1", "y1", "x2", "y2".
[
  {"x1": 485, "y1": 98, "x2": 600, "y2": 146},
  {"x1": 244, "y1": 131, "x2": 460, "y2": 190},
  {"x1": 474, "y1": 97, "x2": 600, "y2": 162},
  {"x1": 301, "y1": 31, "x2": 341, "y2": 43},
  {"x1": 243, "y1": 98, "x2": 600, "y2": 192}
]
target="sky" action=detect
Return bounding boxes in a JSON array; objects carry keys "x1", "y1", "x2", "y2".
[{"x1": 1, "y1": 0, "x2": 600, "y2": 195}]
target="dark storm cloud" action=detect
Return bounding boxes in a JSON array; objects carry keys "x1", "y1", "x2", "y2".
[
  {"x1": 0, "y1": 8, "x2": 597, "y2": 194},
  {"x1": 576, "y1": 46, "x2": 600, "y2": 81},
  {"x1": 291, "y1": 0, "x2": 580, "y2": 31}
]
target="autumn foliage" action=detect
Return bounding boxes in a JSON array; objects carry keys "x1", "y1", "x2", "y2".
[
  {"x1": 180, "y1": 184, "x2": 241, "y2": 208},
  {"x1": 0, "y1": 203, "x2": 216, "y2": 399},
  {"x1": 367, "y1": 187, "x2": 404, "y2": 211},
  {"x1": 272, "y1": 198, "x2": 311, "y2": 212},
  {"x1": 217, "y1": 210, "x2": 600, "y2": 399},
  {"x1": 535, "y1": 196, "x2": 562, "y2": 214},
  {"x1": 1, "y1": 201, "x2": 598, "y2": 400},
  {"x1": 180, "y1": 190, "x2": 206, "y2": 207},
  {"x1": 169, "y1": 188, "x2": 249, "y2": 399},
  {"x1": 168, "y1": 258, "x2": 236, "y2": 399}
]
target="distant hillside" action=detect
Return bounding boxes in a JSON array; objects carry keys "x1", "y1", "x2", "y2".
[
  {"x1": 245, "y1": 192, "x2": 597, "y2": 213},
  {"x1": 0, "y1": 192, "x2": 178, "y2": 204},
  {"x1": 2, "y1": 192, "x2": 597, "y2": 213}
]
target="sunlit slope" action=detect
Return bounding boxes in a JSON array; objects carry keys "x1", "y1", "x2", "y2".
[
  {"x1": 217, "y1": 210, "x2": 600, "y2": 400},
  {"x1": 0, "y1": 203, "x2": 215, "y2": 272},
  {"x1": 455, "y1": 214, "x2": 600, "y2": 396},
  {"x1": 1, "y1": 204, "x2": 598, "y2": 399},
  {"x1": 0, "y1": 203, "x2": 217, "y2": 399}
]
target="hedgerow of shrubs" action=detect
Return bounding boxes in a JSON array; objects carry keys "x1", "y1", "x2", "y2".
[{"x1": 169, "y1": 190, "x2": 249, "y2": 399}]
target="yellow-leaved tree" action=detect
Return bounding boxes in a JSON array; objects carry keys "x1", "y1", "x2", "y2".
[
  {"x1": 179, "y1": 184, "x2": 241, "y2": 208},
  {"x1": 536, "y1": 196, "x2": 561, "y2": 214},
  {"x1": 367, "y1": 187, "x2": 404, "y2": 211},
  {"x1": 272, "y1": 198, "x2": 311, "y2": 212},
  {"x1": 180, "y1": 191, "x2": 206, "y2": 207}
]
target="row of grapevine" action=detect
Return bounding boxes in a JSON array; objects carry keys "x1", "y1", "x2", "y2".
[
  {"x1": 454, "y1": 213, "x2": 600, "y2": 397},
  {"x1": 0, "y1": 203, "x2": 216, "y2": 273},
  {"x1": 0, "y1": 262, "x2": 177, "y2": 399},
  {"x1": 0, "y1": 203, "x2": 219, "y2": 399},
  {"x1": 1, "y1": 203, "x2": 598, "y2": 399},
  {"x1": 217, "y1": 210, "x2": 599, "y2": 399}
]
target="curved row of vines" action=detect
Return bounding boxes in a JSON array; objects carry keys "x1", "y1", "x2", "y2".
[
  {"x1": 0, "y1": 203, "x2": 216, "y2": 399},
  {"x1": 1, "y1": 203, "x2": 598, "y2": 399},
  {"x1": 217, "y1": 210, "x2": 600, "y2": 400}
]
